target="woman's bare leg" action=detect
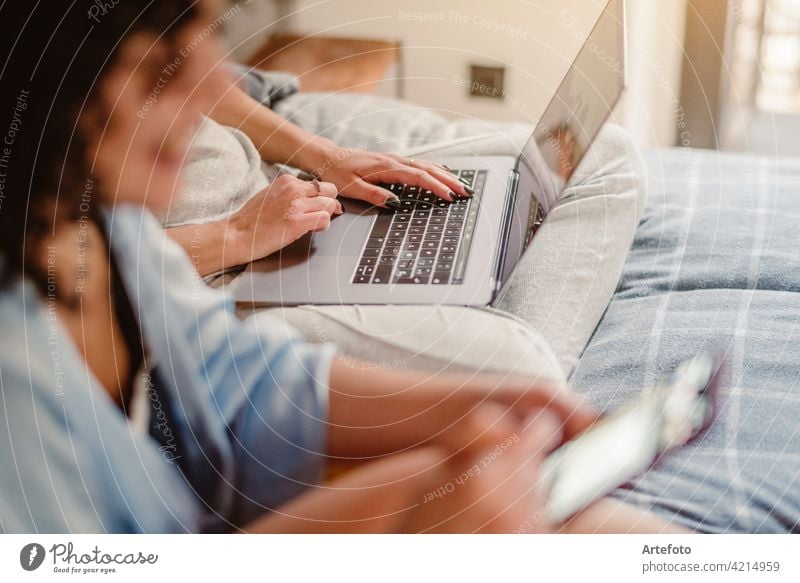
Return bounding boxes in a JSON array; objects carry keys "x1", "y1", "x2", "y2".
[{"x1": 560, "y1": 498, "x2": 691, "y2": 534}]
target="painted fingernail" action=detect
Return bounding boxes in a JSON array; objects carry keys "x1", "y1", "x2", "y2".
[
  {"x1": 384, "y1": 198, "x2": 401, "y2": 210},
  {"x1": 464, "y1": 185, "x2": 475, "y2": 196},
  {"x1": 441, "y1": 164, "x2": 452, "y2": 170},
  {"x1": 449, "y1": 190, "x2": 459, "y2": 199}
]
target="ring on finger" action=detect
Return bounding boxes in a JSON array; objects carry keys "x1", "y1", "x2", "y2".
[{"x1": 311, "y1": 179, "x2": 322, "y2": 197}]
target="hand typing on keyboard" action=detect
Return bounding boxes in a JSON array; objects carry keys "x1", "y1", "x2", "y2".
[
  {"x1": 313, "y1": 148, "x2": 473, "y2": 208},
  {"x1": 353, "y1": 170, "x2": 486, "y2": 286}
]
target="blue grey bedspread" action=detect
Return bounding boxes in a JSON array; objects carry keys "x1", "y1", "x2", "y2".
[{"x1": 570, "y1": 147, "x2": 800, "y2": 533}]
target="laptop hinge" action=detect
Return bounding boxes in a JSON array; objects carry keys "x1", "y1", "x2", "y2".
[{"x1": 490, "y1": 169, "x2": 519, "y2": 296}]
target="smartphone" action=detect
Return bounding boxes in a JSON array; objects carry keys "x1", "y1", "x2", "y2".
[{"x1": 539, "y1": 353, "x2": 724, "y2": 524}]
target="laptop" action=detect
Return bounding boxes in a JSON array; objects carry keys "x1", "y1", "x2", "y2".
[{"x1": 232, "y1": 0, "x2": 626, "y2": 306}]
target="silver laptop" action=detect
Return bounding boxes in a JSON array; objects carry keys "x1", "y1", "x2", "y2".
[{"x1": 232, "y1": 0, "x2": 626, "y2": 306}]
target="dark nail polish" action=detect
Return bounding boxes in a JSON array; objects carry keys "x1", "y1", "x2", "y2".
[
  {"x1": 441, "y1": 164, "x2": 452, "y2": 170},
  {"x1": 464, "y1": 185, "x2": 475, "y2": 196},
  {"x1": 384, "y1": 198, "x2": 401, "y2": 210},
  {"x1": 449, "y1": 190, "x2": 459, "y2": 199}
]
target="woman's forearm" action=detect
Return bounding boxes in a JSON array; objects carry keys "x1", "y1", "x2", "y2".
[
  {"x1": 168, "y1": 220, "x2": 244, "y2": 276},
  {"x1": 325, "y1": 359, "x2": 485, "y2": 458},
  {"x1": 325, "y1": 359, "x2": 597, "y2": 459},
  {"x1": 209, "y1": 83, "x2": 336, "y2": 174}
]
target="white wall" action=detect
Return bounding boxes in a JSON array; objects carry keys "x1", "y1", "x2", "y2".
[
  {"x1": 222, "y1": 0, "x2": 284, "y2": 60},
  {"x1": 279, "y1": 0, "x2": 606, "y2": 123},
  {"x1": 225, "y1": 0, "x2": 688, "y2": 147}
]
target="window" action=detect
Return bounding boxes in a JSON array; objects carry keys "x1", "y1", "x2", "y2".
[{"x1": 731, "y1": 0, "x2": 800, "y2": 113}]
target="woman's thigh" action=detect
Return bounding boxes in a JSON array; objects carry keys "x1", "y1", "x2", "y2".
[{"x1": 246, "y1": 304, "x2": 567, "y2": 382}]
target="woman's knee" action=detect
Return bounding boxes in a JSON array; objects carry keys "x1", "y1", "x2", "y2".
[{"x1": 557, "y1": 123, "x2": 648, "y2": 217}]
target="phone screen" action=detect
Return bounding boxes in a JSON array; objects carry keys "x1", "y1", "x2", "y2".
[{"x1": 539, "y1": 354, "x2": 720, "y2": 524}]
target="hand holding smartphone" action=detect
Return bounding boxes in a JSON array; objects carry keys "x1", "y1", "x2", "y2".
[{"x1": 539, "y1": 353, "x2": 723, "y2": 524}]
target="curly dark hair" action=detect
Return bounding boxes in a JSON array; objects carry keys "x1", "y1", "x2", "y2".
[{"x1": 0, "y1": 0, "x2": 207, "y2": 292}]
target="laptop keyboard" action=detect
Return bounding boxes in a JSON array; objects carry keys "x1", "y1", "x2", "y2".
[{"x1": 352, "y1": 169, "x2": 487, "y2": 285}]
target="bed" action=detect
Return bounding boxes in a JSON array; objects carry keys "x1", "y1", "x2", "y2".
[{"x1": 571, "y1": 147, "x2": 800, "y2": 533}]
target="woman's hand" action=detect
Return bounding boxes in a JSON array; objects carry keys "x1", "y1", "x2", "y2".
[
  {"x1": 404, "y1": 406, "x2": 564, "y2": 533},
  {"x1": 461, "y1": 379, "x2": 599, "y2": 442},
  {"x1": 207, "y1": 87, "x2": 471, "y2": 207},
  {"x1": 168, "y1": 174, "x2": 341, "y2": 276},
  {"x1": 228, "y1": 174, "x2": 341, "y2": 262},
  {"x1": 314, "y1": 148, "x2": 473, "y2": 208}
]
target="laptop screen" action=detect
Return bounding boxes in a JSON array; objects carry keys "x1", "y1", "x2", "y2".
[
  {"x1": 497, "y1": 0, "x2": 626, "y2": 285},
  {"x1": 519, "y1": 0, "x2": 626, "y2": 210}
]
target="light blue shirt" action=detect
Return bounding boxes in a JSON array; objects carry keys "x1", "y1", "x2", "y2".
[{"x1": 0, "y1": 205, "x2": 333, "y2": 533}]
